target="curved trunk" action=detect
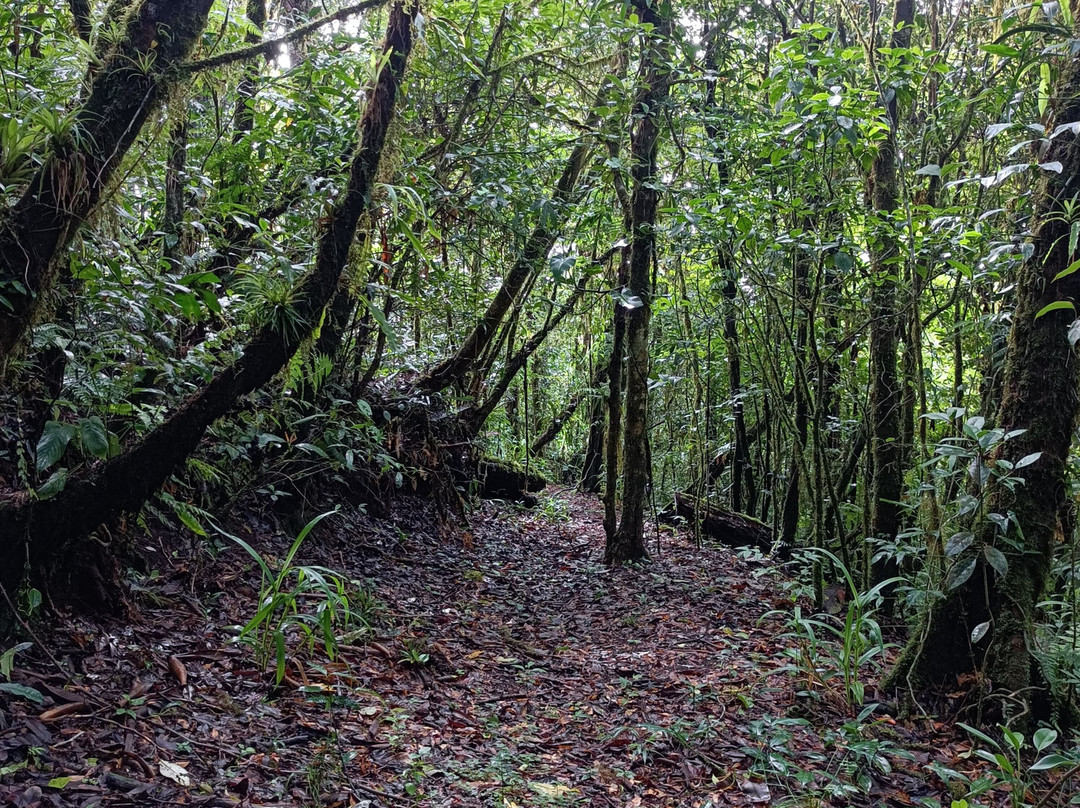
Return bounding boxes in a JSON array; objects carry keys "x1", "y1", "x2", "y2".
[{"x1": 0, "y1": 1, "x2": 417, "y2": 615}]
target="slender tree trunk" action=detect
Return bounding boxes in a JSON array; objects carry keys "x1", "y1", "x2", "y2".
[
  {"x1": 463, "y1": 282, "x2": 586, "y2": 434},
  {"x1": 163, "y1": 113, "x2": 190, "y2": 271},
  {"x1": 887, "y1": 27, "x2": 1080, "y2": 725},
  {"x1": 0, "y1": 0, "x2": 216, "y2": 364},
  {"x1": 606, "y1": 0, "x2": 673, "y2": 564},
  {"x1": 0, "y1": 1, "x2": 417, "y2": 614},
  {"x1": 417, "y1": 96, "x2": 605, "y2": 393},
  {"x1": 531, "y1": 362, "x2": 607, "y2": 458},
  {"x1": 867, "y1": 0, "x2": 915, "y2": 584}
]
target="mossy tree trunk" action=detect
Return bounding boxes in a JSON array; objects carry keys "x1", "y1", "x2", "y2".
[
  {"x1": 0, "y1": 0, "x2": 216, "y2": 363},
  {"x1": 887, "y1": 25, "x2": 1080, "y2": 724},
  {"x1": 605, "y1": 0, "x2": 673, "y2": 565},
  {"x1": 0, "y1": 0, "x2": 417, "y2": 617},
  {"x1": 867, "y1": 0, "x2": 914, "y2": 586}
]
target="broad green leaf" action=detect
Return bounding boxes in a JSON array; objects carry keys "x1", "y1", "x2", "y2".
[
  {"x1": 980, "y1": 43, "x2": 1021, "y2": 57},
  {"x1": 914, "y1": 164, "x2": 941, "y2": 176},
  {"x1": 1035, "y1": 300, "x2": 1076, "y2": 319},
  {"x1": 1033, "y1": 727, "x2": 1057, "y2": 752},
  {"x1": 1014, "y1": 452, "x2": 1042, "y2": 468},
  {"x1": 36, "y1": 469, "x2": 68, "y2": 500},
  {"x1": 36, "y1": 421, "x2": 76, "y2": 472},
  {"x1": 0, "y1": 682, "x2": 44, "y2": 704},
  {"x1": 971, "y1": 621, "x2": 990, "y2": 643},
  {"x1": 947, "y1": 558, "x2": 977, "y2": 590},
  {"x1": 983, "y1": 546, "x2": 1008, "y2": 576},
  {"x1": 1031, "y1": 753, "x2": 1072, "y2": 770},
  {"x1": 945, "y1": 532, "x2": 974, "y2": 557},
  {"x1": 78, "y1": 416, "x2": 109, "y2": 459}
]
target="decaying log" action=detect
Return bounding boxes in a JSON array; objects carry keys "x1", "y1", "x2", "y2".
[
  {"x1": 662, "y1": 492, "x2": 772, "y2": 552},
  {"x1": 477, "y1": 458, "x2": 546, "y2": 502}
]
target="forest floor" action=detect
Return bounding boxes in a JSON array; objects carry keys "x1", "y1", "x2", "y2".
[{"x1": 0, "y1": 491, "x2": 1059, "y2": 807}]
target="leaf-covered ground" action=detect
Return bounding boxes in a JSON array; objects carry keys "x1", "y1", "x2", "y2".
[{"x1": 0, "y1": 492, "x2": 1066, "y2": 806}]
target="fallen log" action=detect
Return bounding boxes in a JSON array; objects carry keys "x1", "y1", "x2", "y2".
[
  {"x1": 477, "y1": 458, "x2": 546, "y2": 503},
  {"x1": 661, "y1": 492, "x2": 772, "y2": 552}
]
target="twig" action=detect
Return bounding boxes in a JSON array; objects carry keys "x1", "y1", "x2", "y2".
[
  {"x1": 179, "y1": 0, "x2": 386, "y2": 76},
  {"x1": 0, "y1": 580, "x2": 68, "y2": 675},
  {"x1": 1035, "y1": 761, "x2": 1080, "y2": 808}
]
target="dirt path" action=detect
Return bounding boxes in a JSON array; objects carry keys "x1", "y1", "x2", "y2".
[{"x1": 0, "y1": 492, "x2": 959, "y2": 807}]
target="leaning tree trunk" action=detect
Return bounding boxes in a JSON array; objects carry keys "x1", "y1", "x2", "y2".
[
  {"x1": 867, "y1": 0, "x2": 914, "y2": 586},
  {"x1": 416, "y1": 89, "x2": 608, "y2": 394},
  {"x1": 0, "y1": 1, "x2": 417, "y2": 620},
  {"x1": 605, "y1": 0, "x2": 673, "y2": 564},
  {"x1": 0, "y1": 0, "x2": 216, "y2": 363},
  {"x1": 887, "y1": 25, "x2": 1080, "y2": 726}
]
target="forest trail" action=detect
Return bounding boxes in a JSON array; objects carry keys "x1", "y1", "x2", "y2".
[{"x1": 2, "y1": 493, "x2": 967, "y2": 807}]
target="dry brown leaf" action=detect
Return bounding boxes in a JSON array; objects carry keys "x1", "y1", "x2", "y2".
[
  {"x1": 38, "y1": 702, "x2": 87, "y2": 722},
  {"x1": 168, "y1": 655, "x2": 188, "y2": 686}
]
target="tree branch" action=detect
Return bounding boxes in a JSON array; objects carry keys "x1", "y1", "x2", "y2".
[{"x1": 179, "y1": 0, "x2": 386, "y2": 76}]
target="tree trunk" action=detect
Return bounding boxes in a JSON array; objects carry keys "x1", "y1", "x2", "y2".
[
  {"x1": 887, "y1": 25, "x2": 1080, "y2": 725},
  {"x1": 162, "y1": 113, "x2": 189, "y2": 271},
  {"x1": 0, "y1": 0, "x2": 216, "y2": 363},
  {"x1": 531, "y1": 362, "x2": 607, "y2": 458},
  {"x1": 0, "y1": 1, "x2": 417, "y2": 615},
  {"x1": 462, "y1": 281, "x2": 586, "y2": 434},
  {"x1": 417, "y1": 86, "x2": 608, "y2": 394},
  {"x1": 867, "y1": 0, "x2": 914, "y2": 585},
  {"x1": 605, "y1": 0, "x2": 672, "y2": 564}
]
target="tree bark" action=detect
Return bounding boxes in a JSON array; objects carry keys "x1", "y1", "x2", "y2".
[
  {"x1": 0, "y1": 0, "x2": 216, "y2": 363},
  {"x1": 867, "y1": 0, "x2": 914, "y2": 583},
  {"x1": 887, "y1": 24, "x2": 1080, "y2": 725},
  {"x1": 462, "y1": 281, "x2": 586, "y2": 434},
  {"x1": 0, "y1": 1, "x2": 417, "y2": 612},
  {"x1": 605, "y1": 0, "x2": 673, "y2": 564}
]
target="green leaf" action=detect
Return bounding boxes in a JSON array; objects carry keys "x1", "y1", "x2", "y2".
[
  {"x1": 958, "y1": 722, "x2": 1000, "y2": 749},
  {"x1": 0, "y1": 682, "x2": 44, "y2": 704},
  {"x1": 1052, "y1": 258, "x2": 1080, "y2": 282},
  {"x1": 36, "y1": 421, "x2": 76, "y2": 472},
  {"x1": 983, "y1": 545, "x2": 1008, "y2": 576},
  {"x1": 945, "y1": 532, "x2": 974, "y2": 557},
  {"x1": 971, "y1": 621, "x2": 990, "y2": 643},
  {"x1": 947, "y1": 558, "x2": 977, "y2": 590},
  {"x1": 0, "y1": 642, "x2": 32, "y2": 679},
  {"x1": 364, "y1": 296, "x2": 399, "y2": 350},
  {"x1": 914, "y1": 164, "x2": 941, "y2": 176},
  {"x1": 78, "y1": 416, "x2": 109, "y2": 459},
  {"x1": 46, "y1": 777, "x2": 71, "y2": 789},
  {"x1": 1031, "y1": 753, "x2": 1072, "y2": 770},
  {"x1": 1014, "y1": 452, "x2": 1042, "y2": 469},
  {"x1": 980, "y1": 43, "x2": 1021, "y2": 57},
  {"x1": 1033, "y1": 727, "x2": 1057, "y2": 753},
  {"x1": 35, "y1": 469, "x2": 68, "y2": 500},
  {"x1": 1035, "y1": 300, "x2": 1076, "y2": 319}
]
